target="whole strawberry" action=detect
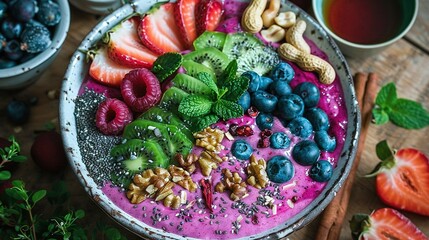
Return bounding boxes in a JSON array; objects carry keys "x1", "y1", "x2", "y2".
[
  {"x1": 350, "y1": 208, "x2": 428, "y2": 240},
  {"x1": 367, "y1": 140, "x2": 429, "y2": 216},
  {"x1": 31, "y1": 131, "x2": 68, "y2": 173}
]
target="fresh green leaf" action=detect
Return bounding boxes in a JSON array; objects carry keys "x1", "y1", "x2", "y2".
[
  {"x1": 372, "y1": 107, "x2": 389, "y2": 125},
  {"x1": 218, "y1": 60, "x2": 238, "y2": 87},
  {"x1": 31, "y1": 190, "x2": 47, "y2": 205},
  {"x1": 389, "y1": 98, "x2": 429, "y2": 129},
  {"x1": 178, "y1": 95, "x2": 213, "y2": 117},
  {"x1": 152, "y1": 52, "x2": 183, "y2": 82},
  {"x1": 191, "y1": 114, "x2": 220, "y2": 132},
  {"x1": 12, "y1": 180, "x2": 24, "y2": 188},
  {"x1": 218, "y1": 88, "x2": 228, "y2": 99},
  {"x1": 0, "y1": 170, "x2": 11, "y2": 181},
  {"x1": 375, "y1": 82, "x2": 397, "y2": 107},
  {"x1": 10, "y1": 155, "x2": 27, "y2": 162},
  {"x1": 75, "y1": 209, "x2": 85, "y2": 219},
  {"x1": 197, "y1": 72, "x2": 219, "y2": 96},
  {"x1": 221, "y1": 75, "x2": 250, "y2": 102},
  {"x1": 375, "y1": 140, "x2": 394, "y2": 162},
  {"x1": 212, "y1": 99, "x2": 243, "y2": 120}
]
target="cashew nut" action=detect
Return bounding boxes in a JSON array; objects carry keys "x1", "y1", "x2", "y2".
[
  {"x1": 241, "y1": 0, "x2": 268, "y2": 33},
  {"x1": 262, "y1": 0, "x2": 281, "y2": 28},
  {"x1": 274, "y1": 11, "x2": 296, "y2": 29},
  {"x1": 286, "y1": 20, "x2": 311, "y2": 54},
  {"x1": 278, "y1": 43, "x2": 335, "y2": 84},
  {"x1": 261, "y1": 24, "x2": 286, "y2": 42}
]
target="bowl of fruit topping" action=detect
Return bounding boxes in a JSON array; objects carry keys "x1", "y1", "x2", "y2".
[
  {"x1": 0, "y1": 0, "x2": 70, "y2": 89},
  {"x1": 60, "y1": 0, "x2": 360, "y2": 238}
]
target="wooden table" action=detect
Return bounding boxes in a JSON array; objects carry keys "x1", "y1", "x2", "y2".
[{"x1": 1, "y1": 2, "x2": 428, "y2": 239}]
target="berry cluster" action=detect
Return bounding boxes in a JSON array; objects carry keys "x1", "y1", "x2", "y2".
[{"x1": 0, "y1": 0, "x2": 61, "y2": 69}]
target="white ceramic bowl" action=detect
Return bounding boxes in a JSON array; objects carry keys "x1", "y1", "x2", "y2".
[
  {"x1": 0, "y1": 0, "x2": 70, "y2": 90},
  {"x1": 312, "y1": 0, "x2": 418, "y2": 58},
  {"x1": 69, "y1": 0, "x2": 123, "y2": 15},
  {"x1": 60, "y1": 0, "x2": 360, "y2": 238}
]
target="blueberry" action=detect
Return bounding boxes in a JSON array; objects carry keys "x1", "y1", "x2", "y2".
[
  {"x1": 231, "y1": 139, "x2": 253, "y2": 160},
  {"x1": 251, "y1": 90, "x2": 278, "y2": 113},
  {"x1": 277, "y1": 94, "x2": 304, "y2": 120},
  {"x1": 242, "y1": 71, "x2": 261, "y2": 92},
  {"x1": 0, "y1": 1, "x2": 7, "y2": 20},
  {"x1": 270, "y1": 80, "x2": 292, "y2": 97},
  {"x1": 1, "y1": 18, "x2": 22, "y2": 39},
  {"x1": 293, "y1": 82, "x2": 320, "y2": 108},
  {"x1": 4, "y1": 39, "x2": 24, "y2": 61},
  {"x1": 237, "y1": 91, "x2": 251, "y2": 111},
  {"x1": 270, "y1": 62, "x2": 294, "y2": 82},
  {"x1": 9, "y1": 0, "x2": 37, "y2": 22},
  {"x1": 270, "y1": 132, "x2": 290, "y2": 149},
  {"x1": 292, "y1": 140, "x2": 320, "y2": 166},
  {"x1": 0, "y1": 33, "x2": 6, "y2": 51},
  {"x1": 266, "y1": 155, "x2": 294, "y2": 183},
  {"x1": 304, "y1": 107, "x2": 330, "y2": 131},
  {"x1": 256, "y1": 113, "x2": 274, "y2": 130},
  {"x1": 287, "y1": 116, "x2": 313, "y2": 138},
  {"x1": 314, "y1": 130, "x2": 336, "y2": 152},
  {"x1": 309, "y1": 160, "x2": 333, "y2": 182},
  {"x1": 259, "y1": 76, "x2": 273, "y2": 90},
  {"x1": 6, "y1": 99, "x2": 30, "y2": 124},
  {"x1": 20, "y1": 24, "x2": 52, "y2": 53},
  {"x1": 36, "y1": 1, "x2": 61, "y2": 26},
  {"x1": 19, "y1": 52, "x2": 37, "y2": 63},
  {"x1": 0, "y1": 57, "x2": 16, "y2": 69}
]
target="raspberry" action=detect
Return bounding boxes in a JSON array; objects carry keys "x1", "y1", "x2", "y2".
[
  {"x1": 95, "y1": 98, "x2": 133, "y2": 135},
  {"x1": 121, "y1": 68, "x2": 162, "y2": 113}
]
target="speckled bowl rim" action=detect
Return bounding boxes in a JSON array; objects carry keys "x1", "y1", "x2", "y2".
[
  {"x1": 59, "y1": 0, "x2": 360, "y2": 239},
  {"x1": 0, "y1": 0, "x2": 70, "y2": 78}
]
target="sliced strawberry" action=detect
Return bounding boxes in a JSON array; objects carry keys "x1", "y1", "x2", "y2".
[
  {"x1": 88, "y1": 46, "x2": 133, "y2": 87},
  {"x1": 195, "y1": 0, "x2": 223, "y2": 35},
  {"x1": 138, "y1": 2, "x2": 186, "y2": 55},
  {"x1": 106, "y1": 16, "x2": 159, "y2": 68},
  {"x1": 368, "y1": 140, "x2": 429, "y2": 216},
  {"x1": 350, "y1": 208, "x2": 428, "y2": 240},
  {"x1": 174, "y1": 0, "x2": 200, "y2": 48}
]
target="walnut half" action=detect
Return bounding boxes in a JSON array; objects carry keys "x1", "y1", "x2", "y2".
[
  {"x1": 246, "y1": 155, "x2": 269, "y2": 189},
  {"x1": 215, "y1": 169, "x2": 248, "y2": 201}
]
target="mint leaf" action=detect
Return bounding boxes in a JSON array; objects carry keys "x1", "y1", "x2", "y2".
[
  {"x1": 372, "y1": 107, "x2": 389, "y2": 125},
  {"x1": 197, "y1": 72, "x2": 218, "y2": 96},
  {"x1": 375, "y1": 140, "x2": 394, "y2": 162},
  {"x1": 152, "y1": 52, "x2": 183, "y2": 82},
  {"x1": 218, "y1": 60, "x2": 238, "y2": 88},
  {"x1": 375, "y1": 82, "x2": 397, "y2": 107},
  {"x1": 221, "y1": 75, "x2": 250, "y2": 102},
  {"x1": 212, "y1": 99, "x2": 243, "y2": 120},
  {"x1": 191, "y1": 114, "x2": 220, "y2": 132},
  {"x1": 179, "y1": 95, "x2": 213, "y2": 117},
  {"x1": 389, "y1": 98, "x2": 429, "y2": 129}
]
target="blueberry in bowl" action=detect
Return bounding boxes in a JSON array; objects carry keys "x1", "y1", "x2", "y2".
[{"x1": 0, "y1": 0, "x2": 70, "y2": 90}]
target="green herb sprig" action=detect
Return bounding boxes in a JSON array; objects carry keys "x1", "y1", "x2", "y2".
[
  {"x1": 372, "y1": 82, "x2": 429, "y2": 129},
  {"x1": 178, "y1": 60, "x2": 250, "y2": 131}
]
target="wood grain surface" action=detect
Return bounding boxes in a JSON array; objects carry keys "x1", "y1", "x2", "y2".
[{"x1": 0, "y1": 2, "x2": 428, "y2": 239}]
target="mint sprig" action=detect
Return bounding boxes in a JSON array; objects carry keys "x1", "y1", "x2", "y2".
[
  {"x1": 178, "y1": 60, "x2": 249, "y2": 132},
  {"x1": 372, "y1": 82, "x2": 429, "y2": 129}
]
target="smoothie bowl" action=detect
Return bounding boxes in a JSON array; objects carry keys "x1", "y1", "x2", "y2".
[{"x1": 60, "y1": 0, "x2": 360, "y2": 238}]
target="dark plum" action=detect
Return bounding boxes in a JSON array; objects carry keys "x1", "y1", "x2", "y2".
[
  {"x1": 314, "y1": 130, "x2": 337, "y2": 152},
  {"x1": 269, "y1": 79, "x2": 292, "y2": 96},
  {"x1": 304, "y1": 107, "x2": 330, "y2": 131},
  {"x1": 266, "y1": 155, "x2": 294, "y2": 183},
  {"x1": 251, "y1": 90, "x2": 278, "y2": 113},
  {"x1": 20, "y1": 23, "x2": 52, "y2": 53},
  {"x1": 242, "y1": 71, "x2": 261, "y2": 92},
  {"x1": 237, "y1": 91, "x2": 251, "y2": 111},
  {"x1": 1, "y1": 18, "x2": 22, "y2": 39},
  {"x1": 36, "y1": 1, "x2": 61, "y2": 26},
  {"x1": 6, "y1": 99, "x2": 30, "y2": 124},
  {"x1": 9, "y1": 0, "x2": 37, "y2": 22},
  {"x1": 292, "y1": 140, "x2": 320, "y2": 166},
  {"x1": 276, "y1": 94, "x2": 304, "y2": 120},
  {"x1": 4, "y1": 39, "x2": 24, "y2": 61},
  {"x1": 270, "y1": 132, "x2": 290, "y2": 149},
  {"x1": 293, "y1": 82, "x2": 320, "y2": 108},
  {"x1": 309, "y1": 160, "x2": 333, "y2": 182},
  {"x1": 287, "y1": 116, "x2": 313, "y2": 138},
  {"x1": 270, "y1": 62, "x2": 294, "y2": 82},
  {"x1": 256, "y1": 112, "x2": 274, "y2": 130}
]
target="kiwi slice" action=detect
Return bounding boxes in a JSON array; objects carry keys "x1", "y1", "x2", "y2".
[
  {"x1": 183, "y1": 47, "x2": 230, "y2": 78},
  {"x1": 236, "y1": 46, "x2": 279, "y2": 75},
  {"x1": 123, "y1": 119, "x2": 193, "y2": 158},
  {"x1": 193, "y1": 31, "x2": 226, "y2": 51},
  {"x1": 222, "y1": 32, "x2": 261, "y2": 60},
  {"x1": 139, "y1": 106, "x2": 193, "y2": 141},
  {"x1": 181, "y1": 60, "x2": 216, "y2": 80},
  {"x1": 158, "y1": 86, "x2": 189, "y2": 117},
  {"x1": 172, "y1": 73, "x2": 215, "y2": 97},
  {"x1": 110, "y1": 138, "x2": 170, "y2": 174}
]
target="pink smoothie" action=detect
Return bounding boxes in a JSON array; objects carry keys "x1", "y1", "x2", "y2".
[{"x1": 78, "y1": 0, "x2": 348, "y2": 238}]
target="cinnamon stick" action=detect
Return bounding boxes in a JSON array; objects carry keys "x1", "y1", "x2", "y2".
[{"x1": 315, "y1": 72, "x2": 379, "y2": 240}]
